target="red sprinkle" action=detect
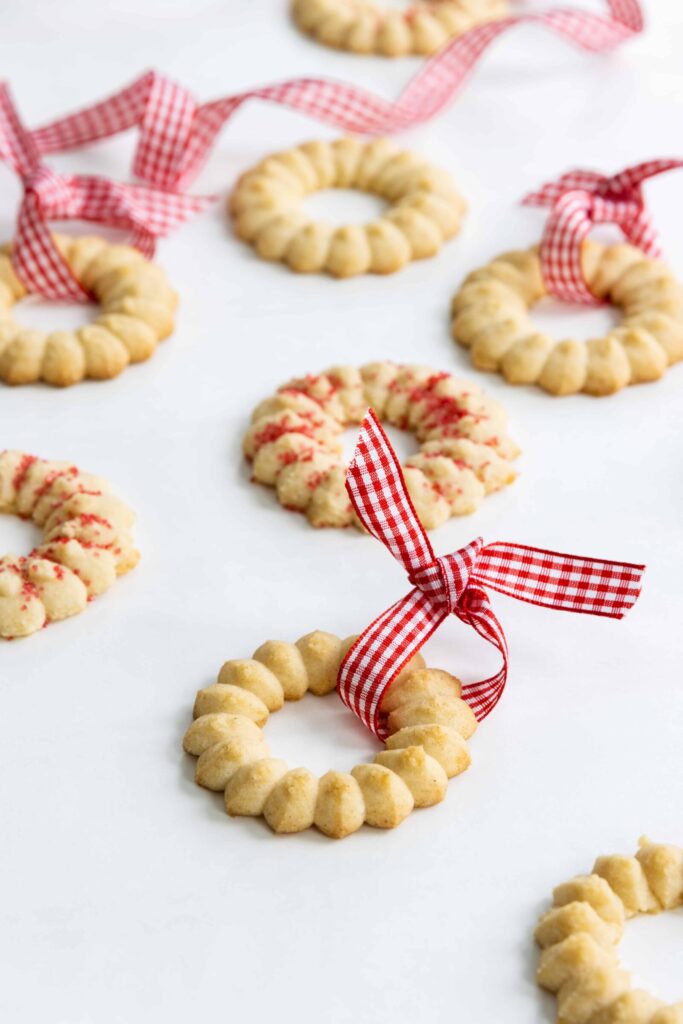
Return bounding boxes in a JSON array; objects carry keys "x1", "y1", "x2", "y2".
[
  {"x1": 252, "y1": 420, "x2": 320, "y2": 453},
  {"x1": 305, "y1": 470, "x2": 330, "y2": 491},
  {"x1": 34, "y1": 465, "x2": 78, "y2": 504},
  {"x1": 11, "y1": 454, "x2": 37, "y2": 493}
]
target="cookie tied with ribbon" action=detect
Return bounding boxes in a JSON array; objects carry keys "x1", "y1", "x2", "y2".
[
  {"x1": 338, "y1": 411, "x2": 645, "y2": 740},
  {"x1": 524, "y1": 159, "x2": 683, "y2": 306},
  {"x1": 0, "y1": 83, "x2": 209, "y2": 301}
]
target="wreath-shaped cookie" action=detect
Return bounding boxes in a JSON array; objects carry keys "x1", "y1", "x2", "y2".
[
  {"x1": 0, "y1": 236, "x2": 177, "y2": 386},
  {"x1": 229, "y1": 138, "x2": 466, "y2": 277},
  {"x1": 450, "y1": 242, "x2": 683, "y2": 396},
  {"x1": 0, "y1": 450, "x2": 138, "y2": 639},
  {"x1": 244, "y1": 361, "x2": 518, "y2": 531},
  {"x1": 183, "y1": 631, "x2": 476, "y2": 837},
  {"x1": 535, "y1": 838, "x2": 683, "y2": 1023},
  {"x1": 291, "y1": 0, "x2": 508, "y2": 56}
]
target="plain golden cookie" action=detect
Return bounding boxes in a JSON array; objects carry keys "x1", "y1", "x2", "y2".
[
  {"x1": 0, "y1": 236, "x2": 178, "y2": 387},
  {"x1": 244, "y1": 360, "x2": 519, "y2": 531},
  {"x1": 291, "y1": 0, "x2": 508, "y2": 56},
  {"x1": 535, "y1": 837, "x2": 683, "y2": 1023},
  {"x1": 183, "y1": 631, "x2": 478, "y2": 838},
  {"x1": 450, "y1": 242, "x2": 683, "y2": 396},
  {"x1": 0, "y1": 450, "x2": 139, "y2": 639},
  {"x1": 229, "y1": 138, "x2": 467, "y2": 277}
]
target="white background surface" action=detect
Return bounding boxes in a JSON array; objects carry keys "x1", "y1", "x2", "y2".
[{"x1": 1, "y1": 2, "x2": 682, "y2": 1021}]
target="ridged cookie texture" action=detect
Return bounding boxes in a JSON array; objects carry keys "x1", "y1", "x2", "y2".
[
  {"x1": 535, "y1": 838, "x2": 683, "y2": 1023},
  {"x1": 451, "y1": 242, "x2": 683, "y2": 396},
  {"x1": 183, "y1": 631, "x2": 477, "y2": 838},
  {"x1": 292, "y1": 0, "x2": 508, "y2": 56},
  {"x1": 0, "y1": 235, "x2": 178, "y2": 387},
  {"x1": 0, "y1": 450, "x2": 139, "y2": 639},
  {"x1": 244, "y1": 361, "x2": 519, "y2": 531},
  {"x1": 229, "y1": 137, "x2": 467, "y2": 277}
]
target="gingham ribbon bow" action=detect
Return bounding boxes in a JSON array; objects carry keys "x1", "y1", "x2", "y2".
[
  {"x1": 0, "y1": 82, "x2": 210, "y2": 301},
  {"x1": 337, "y1": 412, "x2": 645, "y2": 740},
  {"x1": 29, "y1": 2, "x2": 643, "y2": 194},
  {"x1": 523, "y1": 159, "x2": 683, "y2": 305}
]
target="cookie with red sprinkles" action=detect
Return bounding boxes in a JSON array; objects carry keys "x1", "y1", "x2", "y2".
[
  {"x1": 0, "y1": 451, "x2": 139, "y2": 639},
  {"x1": 244, "y1": 362, "x2": 519, "y2": 531}
]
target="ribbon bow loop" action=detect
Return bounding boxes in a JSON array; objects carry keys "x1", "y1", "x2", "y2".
[
  {"x1": 27, "y1": 70, "x2": 200, "y2": 194},
  {"x1": 337, "y1": 412, "x2": 645, "y2": 740},
  {"x1": 0, "y1": 81, "x2": 210, "y2": 301},
  {"x1": 523, "y1": 158, "x2": 683, "y2": 305}
]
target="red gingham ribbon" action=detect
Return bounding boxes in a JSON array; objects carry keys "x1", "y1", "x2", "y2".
[
  {"x1": 523, "y1": 159, "x2": 683, "y2": 304},
  {"x1": 1, "y1": 2, "x2": 643, "y2": 298},
  {"x1": 29, "y1": 2, "x2": 642, "y2": 193},
  {"x1": 337, "y1": 411, "x2": 645, "y2": 740},
  {"x1": 0, "y1": 83, "x2": 210, "y2": 301}
]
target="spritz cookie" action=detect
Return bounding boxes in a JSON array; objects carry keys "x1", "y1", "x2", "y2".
[
  {"x1": 0, "y1": 451, "x2": 139, "y2": 638},
  {"x1": 535, "y1": 837, "x2": 683, "y2": 1023},
  {"x1": 244, "y1": 361, "x2": 519, "y2": 531},
  {"x1": 229, "y1": 138, "x2": 467, "y2": 277},
  {"x1": 0, "y1": 235, "x2": 177, "y2": 386},
  {"x1": 450, "y1": 242, "x2": 683, "y2": 396},
  {"x1": 292, "y1": 0, "x2": 508, "y2": 56},
  {"x1": 184, "y1": 631, "x2": 476, "y2": 838}
]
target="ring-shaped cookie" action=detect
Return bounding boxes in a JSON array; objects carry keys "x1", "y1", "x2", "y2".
[
  {"x1": 450, "y1": 242, "x2": 683, "y2": 396},
  {"x1": 535, "y1": 837, "x2": 683, "y2": 1023},
  {"x1": 291, "y1": 0, "x2": 508, "y2": 56},
  {"x1": 183, "y1": 630, "x2": 477, "y2": 838},
  {"x1": 244, "y1": 361, "x2": 519, "y2": 531},
  {"x1": 0, "y1": 450, "x2": 139, "y2": 639},
  {"x1": 0, "y1": 235, "x2": 178, "y2": 386},
  {"x1": 229, "y1": 138, "x2": 467, "y2": 277}
]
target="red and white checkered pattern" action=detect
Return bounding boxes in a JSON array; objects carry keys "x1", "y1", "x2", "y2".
[
  {"x1": 31, "y1": 70, "x2": 200, "y2": 194},
  {"x1": 0, "y1": 1, "x2": 643, "y2": 299},
  {"x1": 0, "y1": 83, "x2": 210, "y2": 300},
  {"x1": 29, "y1": 1, "x2": 642, "y2": 193},
  {"x1": 338, "y1": 412, "x2": 645, "y2": 739},
  {"x1": 523, "y1": 159, "x2": 683, "y2": 304}
]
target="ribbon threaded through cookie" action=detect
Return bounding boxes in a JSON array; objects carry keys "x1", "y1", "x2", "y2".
[
  {"x1": 337, "y1": 411, "x2": 645, "y2": 739},
  {"x1": 524, "y1": 159, "x2": 683, "y2": 305},
  {"x1": 0, "y1": 84, "x2": 209, "y2": 301}
]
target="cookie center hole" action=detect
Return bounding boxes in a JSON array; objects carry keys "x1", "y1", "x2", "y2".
[
  {"x1": 531, "y1": 296, "x2": 621, "y2": 343},
  {"x1": 264, "y1": 691, "x2": 381, "y2": 776},
  {"x1": 11, "y1": 294, "x2": 96, "y2": 333},
  {"x1": 619, "y1": 908, "x2": 683, "y2": 1002},
  {"x1": 342, "y1": 421, "x2": 420, "y2": 462},
  {"x1": 303, "y1": 188, "x2": 387, "y2": 227},
  {"x1": 0, "y1": 513, "x2": 39, "y2": 555}
]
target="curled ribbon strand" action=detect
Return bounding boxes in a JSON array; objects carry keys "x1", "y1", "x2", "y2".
[
  {"x1": 0, "y1": 2, "x2": 644, "y2": 300},
  {"x1": 0, "y1": 83, "x2": 210, "y2": 301},
  {"x1": 523, "y1": 159, "x2": 683, "y2": 305},
  {"x1": 30, "y1": 2, "x2": 642, "y2": 192},
  {"x1": 337, "y1": 411, "x2": 645, "y2": 740}
]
